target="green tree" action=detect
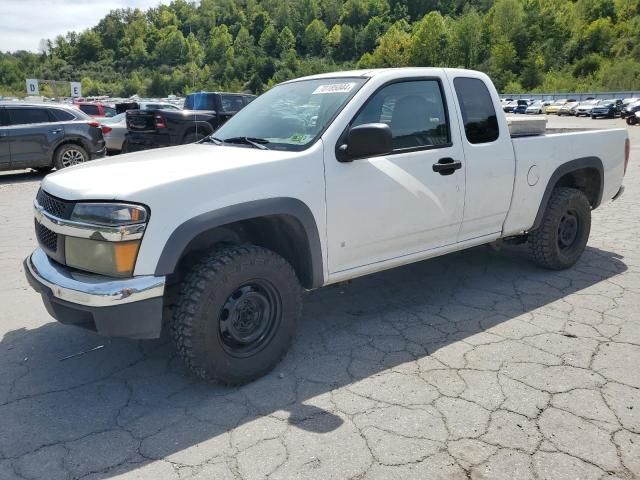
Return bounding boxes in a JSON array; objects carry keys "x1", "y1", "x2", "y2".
[
  {"x1": 303, "y1": 19, "x2": 329, "y2": 55},
  {"x1": 358, "y1": 21, "x2": 411, "y2": 67},
  {"x1": 410, "y1": 11, "x2": 451, "y2": 67}
]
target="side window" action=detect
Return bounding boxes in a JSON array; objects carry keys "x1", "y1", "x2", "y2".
[
  {"x1": 352, "y1": 80, "x2": 450, "y2": 150},
  {"x1": 7, "y1": 108, "x2": 51, "y2": 125},
  {"x1": 0, "y1": 109, "x2": 8, "y2": 127},
  {"x1": 453, "y1": 77, "x2": 499, "y2": 144},
  {"x1": 103, "y1": 106, "x2": 116, "y2": 117},
  {"x1": 79, "y1": 104, "x2": 100, "y2": 115},
  {"x1": 50, "y1": 109, "x2": 75, "y2": 121},
  {"x1": 220, "y1": 95, "x2": 245, "y2": 113}
]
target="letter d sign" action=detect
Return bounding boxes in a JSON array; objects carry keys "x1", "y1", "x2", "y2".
[{"x1": 26, "y1": 79, "x2": 39, "y2": 95}]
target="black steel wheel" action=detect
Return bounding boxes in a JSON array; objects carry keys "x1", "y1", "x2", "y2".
[
  {"x1": 218, "y1": 280, "x2": 282, "y2": 358},
  {"x1": 172, "y1": 245, "x2": 302, "y2": 384},
  {"x1": 529, "y1": 187, "x2": 591, "y2": 270}
]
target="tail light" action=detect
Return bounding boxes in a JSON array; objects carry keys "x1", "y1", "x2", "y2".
[
  {"x1": 154, "y1": 114, "x2": 166, "y2": 129},
  {"x1": 87, "y1": 121, "x2": 101, "y2": 128},
  {"x1": 101, "y1": 125, "x2": 112, "y2": 135},
  {"x1": 624, "y1": 138, "x2": 630, "y2": 175}
]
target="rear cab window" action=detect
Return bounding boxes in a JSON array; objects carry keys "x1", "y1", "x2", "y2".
[
  {"x1": 219, "y1": 95, "x2": 245, "y2": 113},
  {"x1": 7, "y1": 108, "x2": 52, "y2": 125},
  {"x1": 453, "y1": 77, "x2": 500, "y2": 144},
  {"x1": 184, "y1": 93, "x2": 216, "y2": 111}
]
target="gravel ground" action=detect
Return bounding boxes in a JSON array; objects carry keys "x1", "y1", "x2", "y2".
[{"x1": 0, "y1": 115, "x2": 639, "y2": 480}]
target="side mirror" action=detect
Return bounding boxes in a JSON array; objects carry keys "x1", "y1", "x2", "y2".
[{"x1": 337, "y1": 123, "x2": 393, "y2": 162}]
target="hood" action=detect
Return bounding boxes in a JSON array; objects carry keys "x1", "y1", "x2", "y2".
[{"x1": 42, "y1": 143, "x2": 295, "y2": 200}]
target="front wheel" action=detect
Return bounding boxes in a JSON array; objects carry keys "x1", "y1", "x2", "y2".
[
  {"x1": 172, "y1": 245, "x2": 302, "y2": 384},
  {"x1": 528, "y1": 187, "x2": 591, "y2": 270},
  {"x1": 627, "y1": 116, "x2": 638, "y2": 126}
]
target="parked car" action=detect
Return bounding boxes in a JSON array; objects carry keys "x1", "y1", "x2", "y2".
[
  {"x1": 503, "y1": 100, "x2": 518, "y2": 113},
  {"x1": 513, "y1": 99, "x2": 531, "y2": 114},
  {"x1": 544, "y1": 100, "x2": 567, "y2": 115},
  {"x1": 591, "y1": 99, "x2": 621, "y2": 119},
  {"x1": 0, "y1": 103, "x2": 106, "y2": 172},
  {"x1": 574, "y1": 100, "x2": 599, "y2": 117},
  {"x1": 25, "y1": 68, "x2": 628, "y2": 384},
  {"x1": 558, "y1": 101, "x2": 580, "y2": 116},
  {"x1": 100, "y1": 113, "x2": 127, "y2": 153},
  {"x1": 626, "y1": 107, "x2": 640, "y2": 125},
  {"x1": 621, "y1": 100, "x2": 640, "y2": 119},
  {"x1": 525, "y1": 100, "x2": 549, "y2": 114},
  {"x1": 75, "y1": 102, "x2": 117, "y2": 118},
  {"x1": 105, "y1": 103, "x2": 182, "y2": 153},
  {"x1": 125, "y1": 92, "x2": 255, "y2": 152}
]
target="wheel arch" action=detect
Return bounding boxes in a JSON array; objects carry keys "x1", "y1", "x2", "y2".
[
  {"x1": 50, "y1": 137, "x2": 91, "y2": 164},
  {"x1": 531, "y1": 156, "x2": 603, "y2": 230},
  {"x1": 181, "y1": 122, "x2": 213, "y2": 143},
  {"x1": 155, "y1": 198, "x2": 324, "y2": 289}
]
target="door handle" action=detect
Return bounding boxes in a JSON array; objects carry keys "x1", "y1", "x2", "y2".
[
  {"x1": 432, "y1": 157, "x2": 462, "y2": 175},
  {"x1": 49, "y1": 129, "x2": 63, "y2": 134}
]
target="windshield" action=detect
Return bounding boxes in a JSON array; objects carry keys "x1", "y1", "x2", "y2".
[{"x1": 213, "y1": 77, "x2": 367, "y2": 151}]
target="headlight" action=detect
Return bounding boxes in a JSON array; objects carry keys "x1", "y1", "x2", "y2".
[
  {"x1": 65, "y1": 238, "x2": 140, "y2": 277},
  {"x1": 64, "y1": 203, "x2": 148, "y2": 277},
  {"x1": 71, "y1": 203, "x2": 148, "y2": 226}
]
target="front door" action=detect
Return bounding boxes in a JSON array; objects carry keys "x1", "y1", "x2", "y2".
[{"x1": 325, "y1": 78, "x2": 466, "y2": 274}]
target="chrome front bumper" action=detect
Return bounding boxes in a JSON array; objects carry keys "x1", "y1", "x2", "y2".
[{"x1": 26, "y1": 247, "x2": 165, "y2": 307}]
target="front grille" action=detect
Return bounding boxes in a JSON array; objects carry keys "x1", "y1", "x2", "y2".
[
  {"x1": 35, "y1": 220, "x2": 58, "y2": 252},
  {"x1": 36, "y1": 189, "x2": 74, "y2": 219}
]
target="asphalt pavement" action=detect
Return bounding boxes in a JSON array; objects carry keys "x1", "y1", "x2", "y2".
[{"x1": 0, "y1": 115, "x2": 639, "y2": 479}]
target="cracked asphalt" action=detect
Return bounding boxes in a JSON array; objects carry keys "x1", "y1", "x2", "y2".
[{"x1": 1, "y1": 115, "x2": 639, "y2": 480}]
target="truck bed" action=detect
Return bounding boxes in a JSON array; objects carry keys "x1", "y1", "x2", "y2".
[{"x1": 503, "y1": 127, "x2": 628, "y2": 236}]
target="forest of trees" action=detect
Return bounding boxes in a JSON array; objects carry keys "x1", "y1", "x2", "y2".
[{"x1": 1, "y1": 0, "x2": 640, "y2": 97}]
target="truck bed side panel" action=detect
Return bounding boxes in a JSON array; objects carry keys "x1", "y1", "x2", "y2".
[{"x1": 503, "y1": 129, "x2": 627, "y2": 236}]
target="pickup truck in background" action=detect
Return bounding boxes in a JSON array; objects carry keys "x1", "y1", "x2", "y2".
[
  {"x1": 124, "y1": 91, "x2": 255, "y2": 152},
  {"x1": 25, "y1": 68, "x2": 628, "y2": 385}
]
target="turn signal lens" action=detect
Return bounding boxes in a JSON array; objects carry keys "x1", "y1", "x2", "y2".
[{"x1": 114, "y1": 241, "x2": 140, "y2": 274}]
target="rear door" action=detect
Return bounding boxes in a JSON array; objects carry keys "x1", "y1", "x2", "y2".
[
  {"x1": 446, "y1": 73, "x2": 515, "y2": 241},
  {"x1": 6, "y1": 107, "x2": 60, "y2": 168},
  {"x1": 0, "y1": 108, "x2": 10, "y2": 168}
]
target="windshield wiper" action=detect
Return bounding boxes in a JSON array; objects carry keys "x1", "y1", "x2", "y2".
[
  {"x1": 222, "y1": 136, "x2": 270, "y2": 150},
  {"x1": 201, "y1": 135, "x2": 222, "y2": 145}
]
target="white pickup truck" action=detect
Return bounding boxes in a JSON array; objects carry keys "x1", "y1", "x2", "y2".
[{"x1": 25, "y1": 68, "x2": 629, "y2": 384}]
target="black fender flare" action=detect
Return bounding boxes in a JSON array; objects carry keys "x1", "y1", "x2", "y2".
[
  {"x1": 154, "y1": 197, "x2": 324, "y2": 288},
  {"x1": 531, "y1": 156, "x2": 604, "y2": 230}
]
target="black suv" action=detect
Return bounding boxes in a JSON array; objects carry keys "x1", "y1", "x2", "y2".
[{"x1": 0, "y1": 103, "x2": 106, "y2": 173}]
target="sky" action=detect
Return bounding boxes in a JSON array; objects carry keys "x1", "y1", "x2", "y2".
[{"x1": 0, "y1": 0, "x2": 170, "y2": 53}]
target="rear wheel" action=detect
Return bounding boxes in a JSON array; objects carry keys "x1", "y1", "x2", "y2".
[
  {"x1": 528, "y1": 187, "x2": 591, "y2": 270},
  {"x1": 172, "y1": 245, "x2": 302, "y2": 384},
  {"x1": 54, "y1": 144, "x2": 88, "y2": 169},
  {"x1": 627, "y1": 116, "x2": 638, "y2": 126}
]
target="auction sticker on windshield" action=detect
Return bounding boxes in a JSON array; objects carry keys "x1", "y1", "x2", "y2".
[{"x1": 312, "y1": 83, "x2": 356, "y2": 95}]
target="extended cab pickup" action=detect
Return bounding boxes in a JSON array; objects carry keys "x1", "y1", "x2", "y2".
[
  {"x1": 25, "y1": 68, "x2": 629, "y2": 384},
  {"x1": 124, "y1": 92, "x2": 255, "y2": 152}
]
